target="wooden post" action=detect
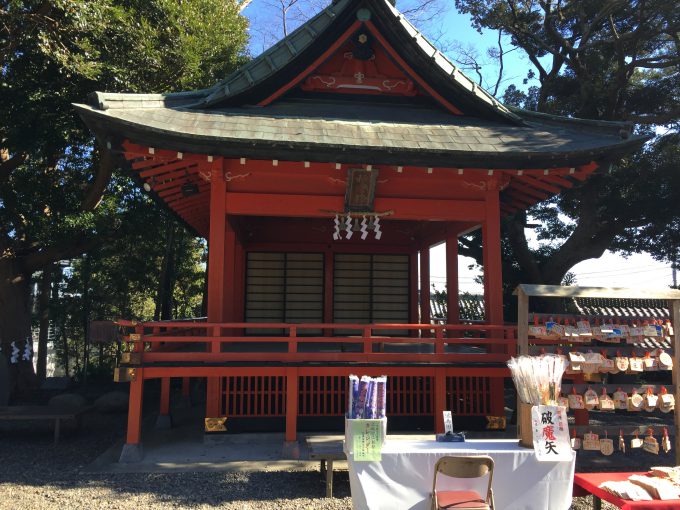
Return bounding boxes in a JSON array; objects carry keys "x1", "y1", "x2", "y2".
[
  {"x1": 223, "y1": 222, "x2": 237, "y2": 322},
  {"x1": 285, "y1": 367, "x2": 299, "y2": 442},
  {"x1": 484, "y1": 184, "x2": 505, "y2": 417},
  {"x1": 434, "y1": 367, "x2": 446, "y2": 434},
  {"x1": 673, "y1": 300, "x2": 680, "y2": 465},
  {"x1": 420, "y1": 248, "x2": 431, "y2": 337},
  {"x1": 206, "y1": 159, "x2": 226, "y2": 419},
  {"x1": 446, "y1": 236, "x2": 459, "y2": 325},
  {"x1": 126, "y1": 367, "x2": 144, "y2": 444},
  {"x1": 483, "y1": 184, "x2": 504, "y2": 327},
  {"x1": 516, "y1": 287, "x2": 531, "y2": 446},
  {"x1": 207, "y1": 159, "x2": 226, "y2": 323},
  {"x1": 517, "y1": 287, "x2": 529, "y2": 357},
  {"x1": 160, "y1": 377, "x2": 170, "y2": 416},
  {"x1": 206, "y1": 325, "x2": 221, "y2": 417}
]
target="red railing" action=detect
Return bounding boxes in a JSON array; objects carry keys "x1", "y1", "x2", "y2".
[{"x1": 116, "y1": 320, "x2": 517, "y2": 364}]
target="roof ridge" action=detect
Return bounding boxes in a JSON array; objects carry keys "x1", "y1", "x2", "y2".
[
  {"x1": 508, "y1": 106, "x2": 635, "y2": 137},
  {"x1": 198, "y1": 0, "x2": 354, "y2": 107}
]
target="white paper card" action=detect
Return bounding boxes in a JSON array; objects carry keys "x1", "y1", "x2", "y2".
[
  {"x1": 531, "y1": 405, "x2": 572, "y2": 462},
  {"x1": 443, "y1": 411, "x2": 453, "y2": 435}
]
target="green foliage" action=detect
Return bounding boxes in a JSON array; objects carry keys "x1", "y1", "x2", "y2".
[
  {"x1": 453, "y1": 0, "x2": 680, "y2": 296},
  {"x1": 0, "y1": 0, "x2": 248, "y2": 381}
]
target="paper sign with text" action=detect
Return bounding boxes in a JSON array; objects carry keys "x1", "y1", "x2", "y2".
[
  {"x1": 531, "y1": 405, "x2": 572, "y2": 462},
  {"x1": 443, "y1": 411, "x2": 453, "y2": 434},
  {"x1": 351, "y1": 419, "x2": 384, "y2": 461}
]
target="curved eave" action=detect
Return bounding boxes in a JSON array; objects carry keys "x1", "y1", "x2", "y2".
[
  {"x1": 126, "y1": 162, "x2": 206, "y2": 238},
  {"x1": 75, "y1": 104, "x2": 647, "y2": 170}
]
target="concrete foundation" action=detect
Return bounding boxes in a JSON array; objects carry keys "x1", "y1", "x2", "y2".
[
  {"x1": 119, "y1": 443, "x2": 144, "y2": 463},
  {"x1": 282, "y1": 440, "x2": 300, "y2": 459}
]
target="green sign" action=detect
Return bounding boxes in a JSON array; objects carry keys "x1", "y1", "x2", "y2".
[{"x1": 351, "y1": 419, "x2": 383, "y2": 461}]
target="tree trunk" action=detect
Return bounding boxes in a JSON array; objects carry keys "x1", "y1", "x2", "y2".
[
  {"x1": 36, "y1": 266, "x2": 52, "y2": 384},
  {"x1": 0, "y1": 258, "x2": 36, "y2": 399},
  {"x1": 61, "y1": 326, "x2": 69, "y2": 377},
  {"x1": 51, "y1": 266, "x2": 69, "y2": 376}
]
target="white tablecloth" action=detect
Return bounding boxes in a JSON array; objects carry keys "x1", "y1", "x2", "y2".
[{"x1": 346, "y1": 439, "x2": 575, "y2": 510}]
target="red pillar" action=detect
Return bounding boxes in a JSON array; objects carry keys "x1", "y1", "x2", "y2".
[
  {"x1": 223, "y1": 222, "x2": 237, "y2": 322},
  {"x1": 420, "y1": 248, "x2": 431, "y2": 336},
  {"x1": 483, "y1": 183, "x2": 503, "y2": 326},
  {"x1": 206, "y1": 159, "x2": 226, "y2": 418},
  {"x1": 434, "y1": 367, "x2": 446, "y2": 434},
  {"x1": 483, "y1": 181, "x2": 505, "y2": 418},
  {"x1": 126, "y1": 368, "x2": 144, "y2": 444},
  {"x1": 446, "y1": 236, "x2": 460, "y2": 325},
  {"x1": 207, "y1": 160, "x2": 226, "y2": 322},
  {"x1": 285, "y1": 367, "x2": 299, "y2": 442}
]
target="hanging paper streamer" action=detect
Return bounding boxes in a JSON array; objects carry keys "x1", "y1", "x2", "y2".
[
  {"x1": 360, "y1": 216, "x2": 368, "y2": 240},
  {"x1": 345, "y1": 215, "x2": 353, "y2": 240},
  {"x1": 333, "y1": 214, "x2": 341, "y2": 240},
  {"x1": 22, "y1": 337, "x2": 32, "y2": 361},
  {"x1": 373, "y1": 216, "x2": 382, "y2": 240},
  {"x1": 10, "y1": 341, "x2": 19, "y2": 364}
]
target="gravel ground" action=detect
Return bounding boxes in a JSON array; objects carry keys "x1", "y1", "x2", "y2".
[
  {"x1": 0, "y1": 404, "x2": 671, "y2": 510},
  {"x1": 0, "y1": 411, "x2": 352, "y2": 510}
]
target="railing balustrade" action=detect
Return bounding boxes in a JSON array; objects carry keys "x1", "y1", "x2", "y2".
[{"x1": 116, "y1": 321, "x2": 517, "y2": 364}]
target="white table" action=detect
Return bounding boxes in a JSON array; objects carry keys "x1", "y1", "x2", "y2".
[{"x1": 345, "y1": 438, "x2": 575, "y2": 510}]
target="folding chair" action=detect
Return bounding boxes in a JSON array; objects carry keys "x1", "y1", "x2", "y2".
[{"x1": 431, "y1": 455, "x2": 495, "y2": 510}]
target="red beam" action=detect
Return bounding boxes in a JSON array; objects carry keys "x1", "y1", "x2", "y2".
[
  {"x1": 224, "y1": 193, "x2": 486, "y2": 221},
  {"x1": 141, "y1": 366, "x2": 511, "y2": 378},
  {"x1": 540, "y1": 174, "x2": 576, "y2": 188},
  {"x1": 142, "y1": 352, "x2": 512, "y2": 363},
  {"x1": 139, "y1": 161, "x2": 199, "y2": 178},
  {"x1": 515, "y1": 174, "x2": 562, "y2": 194}
]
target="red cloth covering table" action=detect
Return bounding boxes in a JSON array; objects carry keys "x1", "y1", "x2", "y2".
[{"x1": 573, "y1": 472, "x2": 680, "y2": 510}]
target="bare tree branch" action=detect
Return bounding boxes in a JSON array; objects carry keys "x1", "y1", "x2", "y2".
[{"x1": 238, "y1": 0, "x2": 254, "y2": 12}]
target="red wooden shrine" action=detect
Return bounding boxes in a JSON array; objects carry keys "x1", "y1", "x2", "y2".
[{"x1": 76, "y1": 0, "x2": 644, "y2": 461}]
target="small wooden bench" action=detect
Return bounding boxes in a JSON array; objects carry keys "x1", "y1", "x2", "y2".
[
  {"x1": 0, "y1": 406, "x2": 91, "y2": 444},
  {"x1": 306, "y1": 435, "x2": 346, "y2": 498}
]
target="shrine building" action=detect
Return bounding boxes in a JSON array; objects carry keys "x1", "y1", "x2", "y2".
[{"x1": 75, "y1": 0, "x2": 645, "y2": 461}]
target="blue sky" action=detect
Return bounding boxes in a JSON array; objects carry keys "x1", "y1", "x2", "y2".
[
  {"x1": 243, "y1": 1, "x2": 536, "y2": 94},
  {"x1": 241, "y1": 1, "x2": 674, "y2": 292}
]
